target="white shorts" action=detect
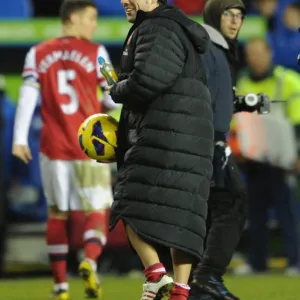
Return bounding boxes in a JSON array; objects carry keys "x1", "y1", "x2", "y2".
[{"x1": 39, "y1": 153, "x2": 113, "y2": 211}]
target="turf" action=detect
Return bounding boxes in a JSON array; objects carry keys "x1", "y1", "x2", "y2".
[{"x1": 0, "y1": 275, "x2": 298, "y2": 300}]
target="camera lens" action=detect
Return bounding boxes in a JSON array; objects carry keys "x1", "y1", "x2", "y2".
[{"x1": 245, "y1": 93, "x2": 258, "y2": 106}]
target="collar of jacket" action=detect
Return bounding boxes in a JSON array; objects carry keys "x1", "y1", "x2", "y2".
[
  {"x1": 134, "y1": 5, "x2": 165, "y2": 26},
  {"x1": 201, "y1": 24, "x2": 229, "y2": 50},
  {"x1": 121, "y1": 5, "x2": 165, "y2": 51}
]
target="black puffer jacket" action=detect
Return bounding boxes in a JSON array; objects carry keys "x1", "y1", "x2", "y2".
[{"x1": 110, "y1": 5, "x2": 214, "y2": 259}]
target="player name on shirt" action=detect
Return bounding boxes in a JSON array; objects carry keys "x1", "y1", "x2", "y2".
[{"x1": 38, "y1": 50, "x2": 95, "y2": 73}]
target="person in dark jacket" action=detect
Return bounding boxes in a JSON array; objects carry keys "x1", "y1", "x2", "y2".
[
  {"x1": 189, "y1": 1, "x2": 247, "y2": 300},
  {"x1": 106, "y1": 1, "x2": 214, "y2": 299},
  {"x1": 0, "y1": 78, "x2": 15, "y2": 276}
]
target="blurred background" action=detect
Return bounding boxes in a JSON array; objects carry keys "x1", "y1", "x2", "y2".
[{"x1": 1, "y1": 0, "x2": 300, "y2": 299}]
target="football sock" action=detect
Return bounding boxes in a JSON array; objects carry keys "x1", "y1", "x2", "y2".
[
  {"x1": 69, "y1": 211, "x2": 85, "y2": 251},
  {"x1": 169, "y1": 283, "x2": 190, "y2": 300},
  {"x1": 46, "y1": 218, "x2": 68, "y2": 286},
  {"x1": 54, "y1": 282, "x2": 69, "y2": 292},
  {"x1": 144, "y1": 263, "x2": 167, "y2": 282},
  {"x1": 83, "y1": 212, "x2": 107, "y2": 271}
]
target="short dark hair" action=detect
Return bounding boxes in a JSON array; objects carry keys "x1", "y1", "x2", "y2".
[
  {"x1": 60, "y1": 0, "x2": 97, "y2": 23},
  {"x1": 158, "y1": 0, "x2": 167, "y2": 5}
]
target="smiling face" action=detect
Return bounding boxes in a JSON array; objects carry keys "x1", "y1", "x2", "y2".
[
  {"x1": 121, "y1": 0, "x2": 159, "y2": 23},
  {"x1": 220, "y1": 8, "x2": 244, "y2": 39}
]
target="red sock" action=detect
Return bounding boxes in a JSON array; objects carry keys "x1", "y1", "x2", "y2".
[
  {"x1": 169, "y1": 283, "x2": 190, "y2": 300},
  {"x1": 83, "y1": 212, "x2": 107, "y2": 266},
  {"x1": 144, "y1": 263, "x2": 167, "y2": 282},
  {"x1": 69, "y1": 211, "x2": 85, "y2": 251},
  {"x1": 46, "y1": 218, "x2": 68, "y2": 285}
]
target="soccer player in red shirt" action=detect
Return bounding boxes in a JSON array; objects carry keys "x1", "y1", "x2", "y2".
[{"x1": 12, "y1": 1, "x2": 116, "y2": 299}]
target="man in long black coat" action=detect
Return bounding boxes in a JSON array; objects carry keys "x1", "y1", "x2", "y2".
[{"x1": 107, "y1": 1, "x2": 214, "y2": 299}]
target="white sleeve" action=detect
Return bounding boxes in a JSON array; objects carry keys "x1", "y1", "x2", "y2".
[
  {"x1": 102, "y1": 91, "x2": 121, "y2": 110},
  {"x1": 13, "y1": 47, "x2": 40, "y2": 145},
  {"x1": 96, "y1": 44, "x2": 112, "y2": 87},
  {"x1": 22, "y1": 47, "x2": 40, "y2": 87},
  {"x1": 13, "y1": 84, "x2": 40, "y2": 145}
]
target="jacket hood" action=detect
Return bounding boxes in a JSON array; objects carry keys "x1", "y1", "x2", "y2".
[
  {"x1": 203, "y1": 0, "x2": 245, "y2": 31},
  {"x1": 135, "y1": 5, "x2": 210, "y2": 54},
  {"x1": 201, "y1": 24, "x2": 229, "y2": 49}
]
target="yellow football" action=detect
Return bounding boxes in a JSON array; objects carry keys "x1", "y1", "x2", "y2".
[{"x1": 78, "y1": 113, "x2": 118, "y2": 163}]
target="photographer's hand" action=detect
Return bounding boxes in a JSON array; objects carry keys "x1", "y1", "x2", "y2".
[{"x1": 212, "y1": 141, "x2": 228, "y2": 187}]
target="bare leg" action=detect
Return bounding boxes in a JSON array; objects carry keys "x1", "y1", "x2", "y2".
[
  {"x1": 125, "y1": 224, "x2": 174, "y2": 299},
  {"x1": 170, "y1": 248, "x2": 194, "y2": 284},
  {"x1": 169, "y1": 248, "x2": 195, "y2": 299},
  {"x1": 125, "y1": 224, "x2": 160, "y2": 268}
]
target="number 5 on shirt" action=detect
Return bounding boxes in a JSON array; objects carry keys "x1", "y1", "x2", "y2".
[{"x1": 57, "y1": 69, "x2": 79, "y2": 115}]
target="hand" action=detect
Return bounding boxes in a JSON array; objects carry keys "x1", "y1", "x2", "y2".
[
  {"x1": 295, "y1": 158, "x2": 300, "y2": 172},
  {"x1": 12, "y1": 144, "x2": 32, "y2": 164},
  {"x1": 214, "y1": 141, "x2": 228, "y2": 169},
  {"x1": 212, "y1": 141, "x2": 228, "y2": 187},
  {"x1": 104, "y1": 85, "x2": 114, "y2": 95}
]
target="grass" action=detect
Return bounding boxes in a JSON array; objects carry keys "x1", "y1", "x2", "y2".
[{"x1": 0, "y1": 274, "x2": 298, "y2": 300}]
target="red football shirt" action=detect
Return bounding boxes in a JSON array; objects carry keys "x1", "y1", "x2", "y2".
[
  {"x1": 174, "y1": 0, "x2": 205, "y2": 14},
  {"x1": 22, "y1": 37, "x2": 110, "y2": 160}
]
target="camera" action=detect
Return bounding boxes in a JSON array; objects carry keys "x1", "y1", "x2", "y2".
[{"x1": 234, "y1": 93, "x2": 271, "y2": 114}]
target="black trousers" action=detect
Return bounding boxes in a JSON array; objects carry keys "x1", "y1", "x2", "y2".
[
  {"x1": 246, "y1": 162, "x2": 299, "y2": 270},
  {"x1": 195, "y1": 155, "x2": 247, "y2": 276}
]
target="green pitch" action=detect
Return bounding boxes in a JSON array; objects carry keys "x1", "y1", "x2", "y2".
[{"x1": 0, "y1": 275, "x2": 298, "y2": 300}]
